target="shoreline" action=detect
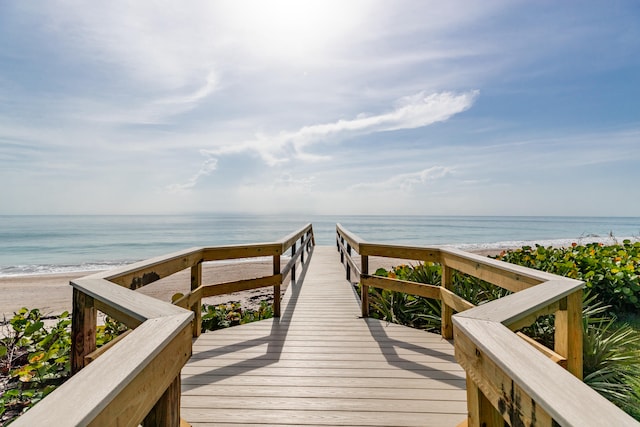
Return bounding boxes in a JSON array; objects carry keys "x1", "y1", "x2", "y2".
[{"x1": 0, "y1": 245, "x2": 560, "y2": 320}]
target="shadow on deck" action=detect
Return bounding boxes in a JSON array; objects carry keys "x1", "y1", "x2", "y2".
[{"x1": 180, "y1": 246, "x2": 467, "y2": 427}]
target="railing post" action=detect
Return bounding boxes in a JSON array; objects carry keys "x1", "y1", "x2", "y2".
[
  {"x1": 300, "y1": 236, "x2": 305, "y2": 264},
  {"x1": 554, "y1": 289, "x2": 583, "y2": 379},
  {"x1": 465, "y1": 375, "x2": 504, "y2": 427},
  {"x1": 291, "y1": 242, "x2": 297, "y2": 282},
  {"x1": 361, "y1": 255, "x2": 369, "y2": 317},
  {"x1": 273, "y1": 255, "x2": 281, "y2": 318},
  {"x1": 142, "y1": 375, "x2": 181, "y2": 426},
  {"x1": 71, "y1": 288, "x2": 97, "y2": 375},
  {"x1": 190, "y1": 262, "x2": 202, "y2": 337},
  {"x1": 346, "y1": 243, "x2": 351, "y2": 281},
  {"x1": 441, "y1": 264, "x2": 454, "y2": 339}
]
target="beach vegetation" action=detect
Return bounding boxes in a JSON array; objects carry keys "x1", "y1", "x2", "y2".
[
  {"x1": 582, "y1": 304, "x2": 640, "y2": 417},
  {"x1": 495, "y1": 240, "x2": 640, "y2": 312},
  {"x1": 368, "y1": 262, "x2": 509, "y2": 333},
  {"x1": 0, "y1": 308, "x2": 125, "y2": 424},
  {"x1": 0, "y1": 298, "x2": 272, "y2": 423},
  {"x1": 201, "y1": 300, "x2": 273, "y2": 332},
  {"x1": 366, "y1": 241, "x2": 640, "y2": 419}
]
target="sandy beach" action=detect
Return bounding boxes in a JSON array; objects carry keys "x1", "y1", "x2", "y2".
[
  {"x1": 0, "y1": 250, "x2": 430, "y2": 321},
  {"x1": 0, "y1": 260, "x2": 274, "y2": 320}
]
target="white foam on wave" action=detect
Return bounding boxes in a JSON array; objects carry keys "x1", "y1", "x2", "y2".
[
  {"x1": 0, "y1": 261, "x2": 134, "y2": 277},
  {"x1": 0, "y1": 255, "x2": 294, "y2": 278}
]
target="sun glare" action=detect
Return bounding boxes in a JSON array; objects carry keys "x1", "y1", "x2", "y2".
[{"x1": 219, "y1": 0, "x2": 364, "y2": 61}]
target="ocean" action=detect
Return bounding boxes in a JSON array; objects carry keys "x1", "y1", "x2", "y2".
[{"x1": 1, "y1": 215, "x2": 639, "y2": 277}]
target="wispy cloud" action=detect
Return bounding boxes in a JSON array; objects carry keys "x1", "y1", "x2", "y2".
[
  {"x1": 153, "y1": 71, "x2": 218, "y2": 109},
  {"x1": 351, "y1": 166, "x2": 454, "y2": 192},
  {"x1": 165, "y1": 91, "x2": 477, "y2": 191},
  {"x1": 202, "y1": 90, "x2": 478, "y2": 165},
  {"x1": 166, "y1": 153, "x2": 218, "y2": 192}
]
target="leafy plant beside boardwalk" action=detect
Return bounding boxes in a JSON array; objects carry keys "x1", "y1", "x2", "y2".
[
  {"x1": 368, "y1": 241, "x2": 640, "y2": 420},
  {"x1": 201, "y1": 300, "x2": 274, "y2": 332},
  {"x1": 1, "y1": 300, "x2": 273, "y2": 424},
  {"x1": 0, "y1": 308, "x2": 127, "y2": 424},
  {"x1": 495, "y1": 240, "x2": 640, "y2": 311}
]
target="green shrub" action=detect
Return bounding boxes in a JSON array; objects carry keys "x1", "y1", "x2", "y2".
[
  {"x1": 0, "y1": 309, "x2": 128, "y2": 423},
  {"x1": 201, "y1": 300, "x2": 274, "y2": 332},
  {"x1": 583, "y1": 315, "x2": 640, "y2": 414},
  {"x1": 495, "y1": 240, "x2": 640, "y2": 311},
  {"x1": 1, "y1": 299, "x2": 273, "y2": 423},
  {"x1": 367, "y1": 251, "x2": 640, "y2": 420},
  {"x1": 368, "y1": 262, "x2": 509, "y2": 332}
]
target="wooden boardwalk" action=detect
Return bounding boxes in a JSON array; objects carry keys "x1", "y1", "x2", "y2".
[{"x1": 181, "y1": 246, "x2": 467, "y2": 427}]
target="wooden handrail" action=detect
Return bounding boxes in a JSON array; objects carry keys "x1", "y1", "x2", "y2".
[
  {"x1": 12, "y1": 311, "x2": 193, "y2": 426},
  {"x1": 335, "y1": 224, "x2": 636, "y2": 426},
  {"x1": 14, "y1": 224, "x2": 315, "y2": 427}
]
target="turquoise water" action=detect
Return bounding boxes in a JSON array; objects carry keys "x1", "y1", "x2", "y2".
[{"x1": 1, "y1": 215, "x2": 639, "y2": 276}]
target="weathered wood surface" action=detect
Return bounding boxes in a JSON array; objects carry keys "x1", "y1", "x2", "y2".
[
  {"x1": 181, "y1": 246, "x2": 467, "y2": 426},
  {"x1": 454, "y1": 317, "x2": 636, "y2": 426}
]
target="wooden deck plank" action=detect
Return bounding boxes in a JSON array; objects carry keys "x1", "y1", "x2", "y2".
[
  {"x1": 182, "y1": 396, "x2": 467, "y2": 413},
  {"x1": 184, "y1": 410, "x2": 464, "y2": 427},
  {"x1": 182, "y1": 375, "x2": 466, "y2": 389},
  {"x1": 181, "y1": 385, "x2": 467, "y2": 400},
  {"x1": 181, "y1": 246, "x2": 466, "y2": 426}
]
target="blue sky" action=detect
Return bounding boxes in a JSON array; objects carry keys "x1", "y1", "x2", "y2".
[{"x1": 1, "y1": 1, "x2": 639, "y2": 215}]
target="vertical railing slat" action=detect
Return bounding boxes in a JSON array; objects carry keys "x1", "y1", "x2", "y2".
[
  {"x1": 441, "y1": 264, "x2": 454, "y2": 339},
  {"x1": 361, "y1": 255, "x2": 369, "y2": 318},
  {"x1": 292, "y1": 242, "x2": 297, "y2": 282},
  {"x1": 273, "y1": 255, "x2": 281, "y2": 317},
  {"x1": 190, "y1": 262, "x2": 202, "y2": 337}
]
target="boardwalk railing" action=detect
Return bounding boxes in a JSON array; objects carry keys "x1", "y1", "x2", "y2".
[
  {"x1": 13, "y1": 224, "x2": 314, "y2": 427},
  {"x1": 336, "y1": 223, "x2": 636, "y2": 427}
]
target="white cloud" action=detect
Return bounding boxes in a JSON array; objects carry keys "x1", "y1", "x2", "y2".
[
  {"x1": 202, "y1": 90, "x2": 478, "y2": 166},
  {"x1": 166, "y1": 154, "x2": 218, "y2": 193},
  {"x1": 169, "y1": 90, "x2": 476, "y2": 191},
  {"x1": 351, "y1": 166, "x2": 454, "y2": 192}
]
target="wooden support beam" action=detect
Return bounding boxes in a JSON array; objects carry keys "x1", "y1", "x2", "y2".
[
  {"x1": 441, "y1": 265, "x2": 454, "y2": 339},
  {"x1": 516, "y1": 332, "x2": 567, "y2": 369},
  {"x1": 362, "y1": 275, "x2": 441, "y2": 300},
  {"x1": 440, "y1": 287, "x2": 475, "y2": 314},
  {"x1": 190, "y1": 262, "x2": 202, "y2": 337},
  {"x1": 346, "y1": 243, "x2": 352, "y2": 281},
  {"x1": 554, "y1": 289, "x2": 583, "y2": 379},
  {"x1": 142, "y1": 375, "x2": 181, "y2": 426},
  {"x1": 71, "y1": 288, "x2": 97, "y2": 375},
  {"x1": 201, "y1": 275, "x2": 282, "y2": 297},
  {"x1": 465, "y1": 374, "x2": 504, "y2": 427},
  {"x1": 84, "y1": 330, "x2": 132, "y2": 365},
  {"x1": 291, "y1": 242, "x2": 297, "y2": 282},
  {"x1": 273, "y1": 255, "x2": 281, "y2": 318},
  {"x1": 361, "y1": 255, "x2": 369, "y2": 318}
]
